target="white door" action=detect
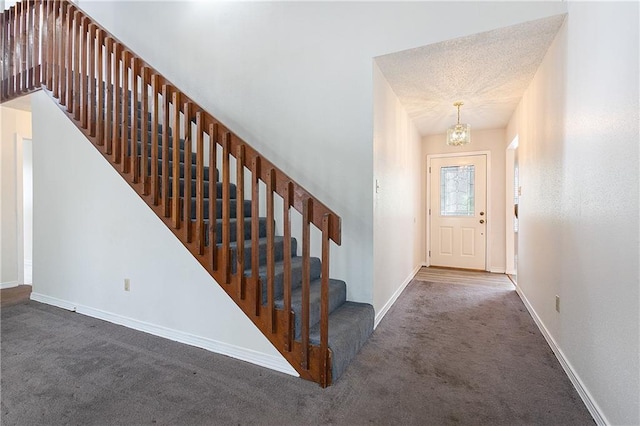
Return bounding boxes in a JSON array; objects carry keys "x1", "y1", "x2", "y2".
[{"x1": 430, "y1": 155, "x2": 487, "y2": 270}]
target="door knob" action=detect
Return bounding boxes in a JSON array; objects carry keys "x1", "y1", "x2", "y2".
[{"x1": 479, "y1": 219, "x2": 485, "y2": 224}]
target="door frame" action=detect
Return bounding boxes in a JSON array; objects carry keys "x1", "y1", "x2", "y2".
[
  {"x1": 426, "y1": 150, "x2": 491, "y2": 271},
  {"x1": 505, "y1": 136, "x2": 518, "y2": 276}
]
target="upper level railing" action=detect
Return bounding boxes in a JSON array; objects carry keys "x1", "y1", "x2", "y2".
[{"x1": 1, "y1": 0, "x2": 341, "y2": 387}]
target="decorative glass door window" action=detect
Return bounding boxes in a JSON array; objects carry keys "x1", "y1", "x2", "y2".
[{"x1": 440, "y1": 165, "x2": 475, "y2": 216}]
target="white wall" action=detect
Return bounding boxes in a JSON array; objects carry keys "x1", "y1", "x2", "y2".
[
  {"x1": 423, "y1": 129, "x2": 507, "y2": 272},
  {"x1": 30, "y1": 90, "x2": 297, "y2": 376},
  {"x1": 78, "y1": 0, "x2": 567, "y2": 304},
  {"x1": 0, "y1": 104, "x2": 32, "y2": 288},
  {"x1": 506, "y1": 3, "x2": 639, "y2": 424},
  {"x1": 372, "y1": 63, "x2": 423, "y2": 325}
]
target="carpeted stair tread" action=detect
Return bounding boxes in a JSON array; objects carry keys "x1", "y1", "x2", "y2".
[
  {"x1": 253, "y1": 256, "x2": 322, "y2": 304},
  {"x1": 277, "y1": 278, "x2": 346, "y2": 341},
  {"x1": 309, "y1": 301, "x2": 374, "y2": 382},
  {"x1": 229, "y1": 236, "x2": 298, "y2": 274},
  {"x1": 165, "y1": 179, "x2": 234, "y2": 199},
  {"x1": 201, "y1": 217, "x2": 267, "y2": 245},
  {"x1": 136, "y1": 142, "x2": 198, "y2": 164},
  {"x1": 185, "y1": 198, "x2": 251, "y2": 220},
  {"x1": 149, "y1": 159, "x2": 212, "y2": 181}
]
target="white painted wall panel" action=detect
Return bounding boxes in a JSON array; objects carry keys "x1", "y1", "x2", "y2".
[
  {"x1": 506, "y1": 3, "x2": 639, "y2": 423},
  {"x1": 372, "y1": 63, "x2": 423, "y2": 320}
]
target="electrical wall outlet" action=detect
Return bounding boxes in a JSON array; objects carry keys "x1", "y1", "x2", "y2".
[
  {"x1": 124, "y1": 278, "x2": 131, "y2": 292},
  {"x1": 555, "y1": 295, "x2": 560, "y2": 312}
]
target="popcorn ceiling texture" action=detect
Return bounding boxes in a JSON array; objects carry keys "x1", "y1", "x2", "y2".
[{"x1": 375, "y1": 15, "x2": 566, "y2": 136}]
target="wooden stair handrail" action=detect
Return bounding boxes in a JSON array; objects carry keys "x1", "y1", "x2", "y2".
[{"x1": 1, "y1": 0, "x2": 340, "y2": 387}]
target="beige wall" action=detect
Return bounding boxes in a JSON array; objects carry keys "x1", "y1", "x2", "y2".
[
  {"x1": 506, "y1": 2, "x2": 639, "y2": 423},
  {"x1": 1, "y1": 103, "x2": 32, "y2": 288},
  {"x1": 423, "y1": 128, "x2": 507, "y2": 272},
  {"x1": 372, "y1": 63, "x2": 424, "y2": 324}
]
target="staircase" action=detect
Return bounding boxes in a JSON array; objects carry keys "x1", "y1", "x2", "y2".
[{"x1": 1, "y1": 0, "x2": 374, "y2": 386}]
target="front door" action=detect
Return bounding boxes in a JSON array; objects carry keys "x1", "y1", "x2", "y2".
[{"x1": 429, "y1": 154, "x2": 487, "y2": 270}]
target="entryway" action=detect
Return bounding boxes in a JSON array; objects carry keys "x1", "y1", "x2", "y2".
[{"x1": 428, "y1": 153, "x2": 488, "y2": 270}]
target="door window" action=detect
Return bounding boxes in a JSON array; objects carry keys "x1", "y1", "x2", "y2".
[{"x1": 440, "y1": 165, "x2": 475, "y2": 216}]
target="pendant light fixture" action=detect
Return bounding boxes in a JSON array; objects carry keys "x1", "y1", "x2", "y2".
[{"x1": 446, "y1": 101, "x2": 471, "y2": 146}]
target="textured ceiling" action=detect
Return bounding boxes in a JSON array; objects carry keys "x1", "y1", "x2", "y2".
[{"x1": 375, "y1": 15, "x2": 566, "y2": 136}]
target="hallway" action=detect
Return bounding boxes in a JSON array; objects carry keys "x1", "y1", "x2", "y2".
[{"x1": 1, "y1": 268, "x2": 592, "y2": 425}]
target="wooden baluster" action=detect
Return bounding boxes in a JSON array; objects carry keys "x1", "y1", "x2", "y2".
[
  {"x1": 96, "y1": 30, "x2": 104, "y2": 145},
  {"x1": 140, "y1": 66, "x2": 150, "y2": 192},
  {"x1": 150, "y1": 74, "x2": 160, "y2": 205},
  {"x1": 12, "y1": 4, "x2": 18, "y2": 97},
  {"x1": 15, "y1": 2, "x2": 20, "y2": 92},
  {"x1": 320, "y1": 213, "x2": 331, "y2": 388},
  {"x1": 13, "y1": 4, "x2": 18, "y2": 97},
  {"x1": 0, "y1": 10, "x2": 5, "y2": 100},
  {"x1": 54, "y1": 1, "x2": 62, "y2": 98},
  {"x1": 235, "y1": 144, "x2": 245, "y2": 299},
  {"x1": 104, "y1": 36, "x2": 113, "y2": 154},
  {"x1": 161, "y1": 84, "x2": 170, "y2": 217},
  {"x1": 250, "y1": 155, "x2": 261, "y2": 316},
  {"x1": 13, "y1": 3, "x2": 17, "y2": 94},
  {"x1": 7, "y1": 7, "x2": 14, "y2": 99},
  {"x1": 283, "y1": 181, "x2": 293, "y2": 351},
  {"x1": 182, "y1": 101, "x2": 192, "y2": 241},
  {"x1": 25, "y1": 0, "x2": 32, "y2": 89},
  {"x1": 111, "y1": 42, "x2": 121, "y2": 164},
  {"x1": 24, "y1": 0, "x2": 31, "y2": 90},
  {"x1": 33, "y1": 0, "x2": 41, "y2": 87},
  {"x1": 87, "y1": 23, "x2": 96, "y2": 136},
  {"x1": 72, "y1": 10, "x2": 80, "y2": 119},
  {"x1": 59, "y1": 1, "x2": 67, "y2": 101},
  {"x1": 266, "y1": 169, "x2": 276, "y2": 332},
  {"x1": 221, "y1": 132, "x2": 231, "y2": 284},
  {"x1": 12, "y1": 5, "x2": 17, "y2": 98},
  {"x1": 44, "y1": 0, "x2": 52, "y2": 89},
  {"x1": 20, "y1": 1, "x2": 26, "y2": 91},
  {"x1": 130, "y1": 56, "x2": 139, "y2": 182},
  {"x1": 63, "y1": 5, "x2": 72, "y2": 109},
  {"x1": 208, "y1": 123, "x2": 218, "y2": 268},
  {"x1": 79, "y1": 16, "x2": 87, "y2": 126},
  {"x1": 171, "y1": 91, "x2": 181, "y2": 228},
  {"x1": 120, "y1": 50, "x2": 130, "y2": 173},
  {"x1": 301, "y1": 197, "x2": 312, "y2": 370},
  {"x1": 195, "y1": 112, "x2": 205, "y2": 255},
  {"x1": 1, "y1": 10, "x2": 6, "y2": 100}
]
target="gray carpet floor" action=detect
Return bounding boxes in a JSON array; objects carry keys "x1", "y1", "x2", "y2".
[{"x1": 1, "y1": 274, "x2": 593, "y2": 425}]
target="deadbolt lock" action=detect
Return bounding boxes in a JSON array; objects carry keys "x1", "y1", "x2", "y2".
[{"x1": 480, "y1": 212, "x2": 485, "y2": 216}]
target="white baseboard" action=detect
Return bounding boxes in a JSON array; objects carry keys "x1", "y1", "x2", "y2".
[
  {"x1": 514, "y1": 285, "x2": 606, "y2": 426},
  {"x1": 490, "y1": 267, "x2": 506, "y2": 274},
  {"x1": 374, "y1": 264, "x2": 421, "y2": 329},
  {"x1": 30, "y1": 292, "x2": 298, "y2": 377},
  {"x1": 1, "y1": 281, "x2": 19, "y2": 289}
]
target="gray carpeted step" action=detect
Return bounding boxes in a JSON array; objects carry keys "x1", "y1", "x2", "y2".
[
  {"x1": 168, "y1": 179, "x2": 232, "y2": 199},
  {"x1": 309, "y1": 301, "x2": 374, "y2": 382},
  {"x1": 252, "y1": 256, "x2": 321, "y2": 304},
  {"x1": 137, "y1": 142, "x2": 198, "y2": 165},
  {"x1": 152, "y1": 159, "x2": 212, "y2": 181},
  {"x1": 229, "y1": 236, "x2": 298, "y2": 275},
  {"x1": 202, "y1": 217, "x2": 267, "y2": 245},
  {"x1": 279, "y1": 278, "x2": 346, "y2": 341},
  {"x1": 184, "y1": 197, "x2": 252, "y2": 220}
]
